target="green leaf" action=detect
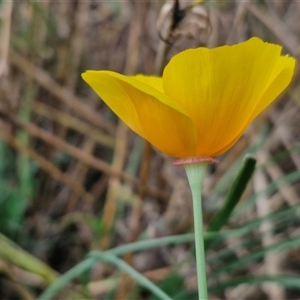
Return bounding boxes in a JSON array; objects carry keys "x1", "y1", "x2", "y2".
[{"x1": 205, "y1": 155, "x2": 256, "y2": 249}]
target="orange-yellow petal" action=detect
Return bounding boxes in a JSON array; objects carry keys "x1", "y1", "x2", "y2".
[
  {"x1": 163, "y1": 37, "x2": 295, "y2": 157},
  {"x1": 214, "y1": 53, "x2": 295, "y2": 156},
  {"x1": 82, "y1": 71, "x2": 196, "y2": 157},
  {"x1": 250, "y1": 54, "x2": 295, "y2": 119},
  {"x1": 133, "y1": 74, "x2": 164, "y2": 93}
]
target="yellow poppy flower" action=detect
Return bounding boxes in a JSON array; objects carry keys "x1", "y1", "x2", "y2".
[{"x1": 82, "y1": 37, "x2": 295, "y2": 159}]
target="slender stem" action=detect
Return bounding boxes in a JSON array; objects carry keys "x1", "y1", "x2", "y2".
[{"x1": 185, "y1": 163, "x2": 208, "y2": 300}]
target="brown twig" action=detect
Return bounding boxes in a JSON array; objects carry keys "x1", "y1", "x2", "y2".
[
  {"x1": 8, "y1": 49, "x2": 115, "y2": 134},
  {"x1": 0, "y1": 1, "x2": 13, "y2": 77},
  {"x1": 0, "y1": 109, "x2": 168, "y2": 200},
  {"x1": 0, "y1": 122, "x2": 94, "y2": 204},
  {"x1": 32, "y1": 101, "x2": 114, "y2": 149}
]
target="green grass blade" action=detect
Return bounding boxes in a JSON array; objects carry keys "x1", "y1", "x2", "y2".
[
  {"x1": 209, "y1": 275, "x2": 300, "y2": 293},
  {"x1": 214, "y1": 236, "x2": 300, "y2": 276},
  {"x1": 37, "y1": 258, "x2": 95, "y2": 300},
  {"x1": 234, "y1": 169, "x2": 300, "y2": 217},
  {"x1": 99, "y1": 252, "x2": 172, "y2": 300},
  {"x1": 205, "y1": 155, "x2": 256, "y2": 249},
  {"x1": 38, "y1": 234, "x2": 197, "y2": 299},
  {"x1": 207, "y1": 203, "x2": 300, "y2": 258},
  {"x1": 0, "y1": 233, "x2": 58, "y2": 283}
]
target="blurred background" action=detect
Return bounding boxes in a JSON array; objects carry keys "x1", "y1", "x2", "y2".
[{"x1": 0, "y1": 0, "x2": 300, "y2": 299}]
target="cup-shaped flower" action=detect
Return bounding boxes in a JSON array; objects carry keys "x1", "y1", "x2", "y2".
[{"x1": 82, "y1": 37, "x2": 295, "y2": 159}]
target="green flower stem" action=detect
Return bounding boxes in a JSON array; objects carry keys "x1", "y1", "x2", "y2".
[{"x1": 185, "y1": 162, "x2": 208, "y2": 300}]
